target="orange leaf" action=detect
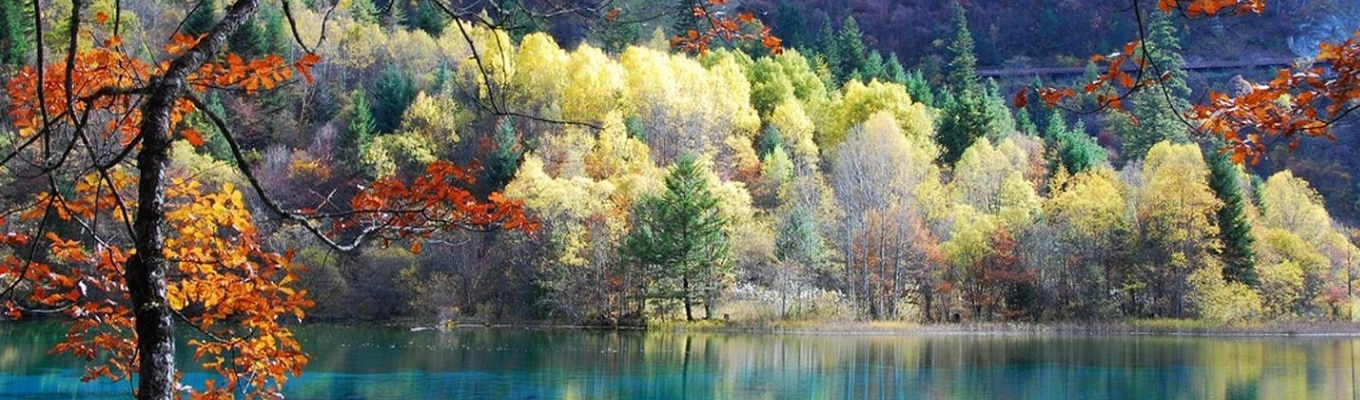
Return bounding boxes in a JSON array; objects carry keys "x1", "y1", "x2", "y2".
[
  {"x1": 410, "y1": 241, "x2": 422, "y2": 254},
  {"x1": 294, "y1": 53, "x2": 319, "y2": 85},
  {"x1": 95, "y1": 11, "x2": 108, "y2": 24},
  {"x1": 183, "y1": 129, "x2": 206, "y2": 147},
  {"x1": 738, "y1": 12, "x2": 754, "y2": 23},
  {"x1": 605, "y1": 8, "x2": 620, "y2": 21},
  {"x1": 1012, "y1": 88, "x2": 1029, "y2": 108}
]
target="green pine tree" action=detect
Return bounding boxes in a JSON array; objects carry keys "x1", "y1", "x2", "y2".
[
  {"x1": 182, "y1": 0, "x2": 218, "y2": 37},
  {"x1": 834, "y1": 16, "x2": 868, "y2": 84},
  {"x1": 480, "y1": 118, "x2": 522, "y2": 195},
  {"x1": 944, "y1": 2, "x2": 978, "y2": 93},
  {"x1": 0, "y1": 0, "x2": 33, "y2": 67},
  {"x1": 372, "y1": 66, "x2": 417, "y2": 133},
  {"x1": 773, "y1": 1, "x2": 809, "y2": 51},
  {"x1": 227, "y1": 14, "x2": 267, "y2": 58},
  {"x1": 901, "y1": 70, "x2": 934, "y2": 107},
  {"x1": 345, "y1": 89, "x2": 378, "y2": 169},
  {"x1": 622, "y1": 155, "x2": 731, "y2": 321},
  {"x1": 349, "y1": 0, "x2": 377, "y2": 25},
  {"x1": 1109, "y1": 10, "x2": 1191, "y2": 163},
  {"x1": 1204, "y1": 144, "x2": 1257, "y2": 286}
]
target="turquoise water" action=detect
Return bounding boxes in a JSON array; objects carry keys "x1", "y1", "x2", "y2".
[{"x1": 3, "y1": 323, "x2": 1359, "y2": 399}]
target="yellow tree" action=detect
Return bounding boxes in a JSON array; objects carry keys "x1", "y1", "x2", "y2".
[{"x1": 1134, "y1": 141, "x2": 1222, "y2": 317}]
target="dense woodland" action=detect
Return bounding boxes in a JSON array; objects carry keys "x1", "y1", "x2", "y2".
[
  {"x1": 2, "y1": 0, "x2": 1358, "y2": 327},
  {"x1": 6, "y1": 0, "x2": 1360, "y2": 397}
]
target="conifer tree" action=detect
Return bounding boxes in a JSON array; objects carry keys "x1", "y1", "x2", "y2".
[
  {"x1": 1109, "y1": 10, "x2": 1191, "y2": 162},
  {"x1": 1205, "y1": 145, "x2": 1257, "y2": 286},
  {"x1": 622, "y1": 156, "x2": 731, "y2": 321},
  {"x1": 372, "y1": 66, "x2": 417, "y2": 133},
  {"x1": 181, "y1": 0, "x2": 218, "y2": 37}
]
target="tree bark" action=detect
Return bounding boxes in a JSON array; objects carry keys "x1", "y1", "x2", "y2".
[{"x1": 126, "y1": 0, "x2": 259, "y2": 398}]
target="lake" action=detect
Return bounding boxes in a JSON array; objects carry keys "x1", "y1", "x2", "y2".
[{"x1": 3, "y1": 323, "x2": 1359, "y2": 399}]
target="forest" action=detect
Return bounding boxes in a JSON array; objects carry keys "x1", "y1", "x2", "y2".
[{"x1": 2, "y1": 0, "x2": 1360, "y2": 397}]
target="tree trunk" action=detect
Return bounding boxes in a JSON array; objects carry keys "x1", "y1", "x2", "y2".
[
  {"x1": 683, "y1": 276, "x2": 693, "y2": 321},
  {"x1": 126, "y1": 0, "x2": 259, "y2": 397}
]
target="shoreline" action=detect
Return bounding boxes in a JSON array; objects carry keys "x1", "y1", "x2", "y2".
[{"x1": 400, "y1": 318, "x2": 1360, "y2": 337}]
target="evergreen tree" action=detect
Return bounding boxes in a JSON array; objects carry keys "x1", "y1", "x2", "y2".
[
  {"x1": 228, "y1": 14, "x2": 267, "y2": 58},
  {"x1": 775, "y1": 205, "x2": 826, "y2": 269},
  {"x1": 773, "y1": 1, "x2": 809, "y2": 51},
  {"x1": 834, "y1": 16, "x2": 868, "y2": 84},
  {"x1": 1015, "y1": 106, "x2": 1037, "y2": 136},
  {"x1": 181, "y1": 0, "x2": 218, "y2": 37},
  {"x1": 944, "y1": 2, "x2": 978, "y2": 93},
  {"x1": 480, "y1": 118, "x2": 522, "y2": 195},
  {"x1": 937, "y1": 89, "x2": 988, "y2": 165},
  {"x1": 815, "y1": 16, "x2": 840, "y2": 84},
  {"x1": 1110, "y1": 10, "x2": 1191, "y2": 162},
  {"x1": 981, "y1": 79, "x2": 1016, "y2": 142},
  {"x1": 349, "y1": 0, "x2": 377, "y2": 25},
  {"x1": 862, "y1": 50, "x2": 886, "y2": 82},
  {"x1": 901, "y1": 70, "x2": 934, "y2": 107},
  {"x1": 0, "y1": 0, "x2": 27, "y2": 67},
  {"x1": 371, "y1": 66, "x2": 417, "y2": 133},
  {"x1": 671, "y1": 0, "x2": 701, "y2": 37},
  {"x1": 885, "y1": 53, "x2": 908, "y2": 85},
  {"x1": 408, "y1": 0, "x2": 447, "y2": 36},
  {"x1": 622, "y1": 155, "x2": 731, "y2": 321},
  {"x1": 345, "y1": 89, "x2": 377, "y2": 169},
  {"x1": 262, "y1": 5, "x2": 290, "y2": 55},
  {"x1": 1204, "y1": 145, "x2": 1258, "y2": 286}
]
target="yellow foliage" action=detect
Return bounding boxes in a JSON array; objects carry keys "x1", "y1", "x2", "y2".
[{"x1": 821, "y1": 79, "x2": 933, "y2": 152}]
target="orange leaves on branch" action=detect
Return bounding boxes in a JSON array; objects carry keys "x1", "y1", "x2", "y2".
[
  {"x1": 670, "y1": 1, "x2": 782, "y2": 55},
  {"x1": 1158, "y1": 0, "x2": 1264, "y2": 16},
  {"x1": 1192, "y1": 30, "x2": 1360, "y2": 164},
  {"x1": 342, "y1": 161, "x2": 538, "y2": 249}
]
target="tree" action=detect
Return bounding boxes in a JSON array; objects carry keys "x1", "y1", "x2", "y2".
[
  {"x1": 182, "y1": 0, "x2": 219, "y2": 38},
  {"x1": 0, "y1": 4, "x2": 535, "y2": 400},
  {"x1": 345, "y1": 89, "x2": 378, "y2": 168},
  {"x1": 1105, "y1": 10, "x2": 1191, "y2": 163},
  {"x1": 1135, "y1": 141, "x2": 1222, "y2": 317},
  {"x1": 0, "y1": 0, "x2": 29, "y2": 67},
  {"x1": 622, "y1": 156, "x2": 731, "y2": 321},
  {"x1": 1204, "y1": 146, "x2": 1257, "y2": 286},
  {"x1": 943, "y1": 2, "x2": 977, "y2": 93},
  {"x1": 372, "y1": 65, "x2": 417, "y2": 134}
]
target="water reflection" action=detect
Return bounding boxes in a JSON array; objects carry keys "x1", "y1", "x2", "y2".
[{"x1": 3, "y1": 323, "x2": 1359, "y2": 399}]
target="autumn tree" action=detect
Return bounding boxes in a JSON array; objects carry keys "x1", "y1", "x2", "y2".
[
  {"x1": 622, "y1": 156, "x2": 731, "y2": 321},
  {"x1": 0, "y1": 1, "x2": 548, "y2": 399}
]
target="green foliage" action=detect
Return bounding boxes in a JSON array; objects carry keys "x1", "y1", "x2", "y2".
[
  {"x1": 182, "y1": 0, "x2": 217, "y2": 37},
  {"x1": 408, "y1": 0, "x2": 447, "y2": 37},
  {"x1": 345, "y1": 89, "x2": 377, "y2": 169},
  {"x1": 228, "y1": 13, "x2": 267, "y2": 58},
  {"x1": 349, "y1": 0, "x2": 377, "y2": 24},
  {"x1": 1108, "y1": 11, "x2": 1191, "y2": 163},
  {"x1": 773, "y1": 1, "x2": 810, "y2": 51},
  {"x1": 372, "y1": 65, "x2": 418, "y2": 134},
  {"x1": 1204, "y1": 146, "x2": 1257, "y2": 286},
  {"x1": 0, "y1": 0, "x2": 27, "y2": 66},
  {"x1": 775, "y1": 205, "x2": 825, "y2": 269},
  {"x1": 481, "y1": 118, "x2": 523, "y2": 194},
  {"x1": 944, "y1": 2, "x2": 978, "y2": 92},
  {"x1": 900, "y1": 70, "x2": 934, "y2": 108},
  {"x1": 936, "y1": 89, "x2": 987, "y2": 165},
  {"x1": 1047, "y1": 114, "x2": 1106, "y2": 174},
  {"x1": 623, "y1": 155, "x2": 731, "y2": 321}
]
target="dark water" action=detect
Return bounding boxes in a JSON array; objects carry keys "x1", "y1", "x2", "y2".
[{"x1": 3, "y1": 323, "x2": 1359, "y2": 399}]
